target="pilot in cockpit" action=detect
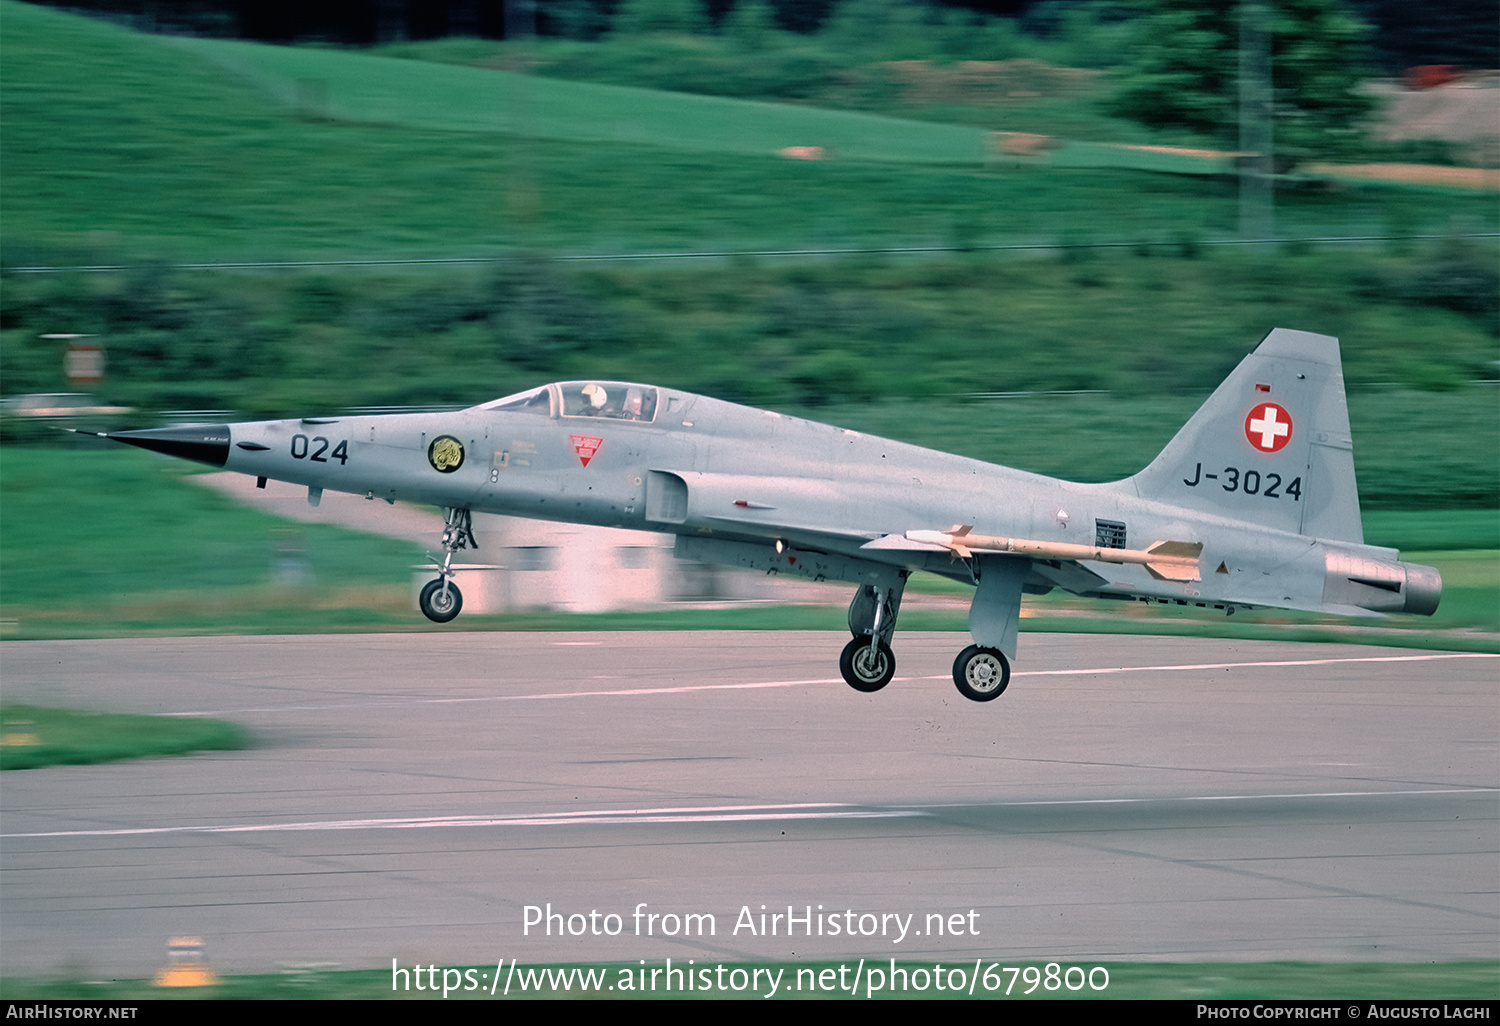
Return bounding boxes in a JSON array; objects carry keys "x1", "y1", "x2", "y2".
[
  {"x1": 623, "y1": 387, "x2": 644, "y2": 419},
  {"x1": 580, "y1": 382, "x2": 609, "y2": 415}
]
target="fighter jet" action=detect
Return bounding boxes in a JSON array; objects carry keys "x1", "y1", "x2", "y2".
[{"x1": 102, "y1": 328, "x2": 1440, "y2": 702}]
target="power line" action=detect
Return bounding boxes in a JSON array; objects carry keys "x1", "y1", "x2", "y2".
[{"x1": 7, "y1": 234, "x2": 1497, "y2": 275}]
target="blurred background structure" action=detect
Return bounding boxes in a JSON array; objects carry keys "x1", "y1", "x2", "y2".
[
  {"x1": 195, "y1": 471, "x2": 790, "y2": 612},
  {"x1": 1, "y1": 0, "x2": 1495, "y2": 634}
]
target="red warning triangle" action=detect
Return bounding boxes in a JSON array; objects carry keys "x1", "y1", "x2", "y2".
[{"x1": 570, "y1": 435, "x2": 602, "y2": 467}]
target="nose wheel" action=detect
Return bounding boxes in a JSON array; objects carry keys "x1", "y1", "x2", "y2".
[
  {"x1": 953, "y1": 645, "x2": 1009, "y2": 702},
  {"x1": 419, "y1": 578, "x2": 463, "y2": 622}
]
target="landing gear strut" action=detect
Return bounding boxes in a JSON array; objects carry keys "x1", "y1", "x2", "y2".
[
  {"x1": 420, "y1": 507, "x2": 475, "y2": 623},
  {"x1": 839, "y1": 575, "x2": 905, "y2": 693},
  {"x1": 947, "y1": 554, "x2": 1024, "y2": 702}
]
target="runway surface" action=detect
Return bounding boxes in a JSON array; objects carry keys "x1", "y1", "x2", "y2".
[{"x1": 1, "y1": 631, "x2": 1495, "y2": 979}]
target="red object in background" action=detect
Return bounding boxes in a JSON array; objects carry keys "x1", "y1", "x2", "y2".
[
  {"x1": 1405, "y1": 65, "x2": 1459, "y2": 90},
  {"x1": 65, "y1": 342, "x2": 105, "y2": 384}
]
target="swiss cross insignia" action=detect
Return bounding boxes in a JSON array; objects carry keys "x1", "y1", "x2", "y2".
[
  {"x1": 570, "y1": 435, "x2": 603, "y2": 467},
  {"x1": 1244, "y1": 403, "x2": 1292, "y2": 453}
]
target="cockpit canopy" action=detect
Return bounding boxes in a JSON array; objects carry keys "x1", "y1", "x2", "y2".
[{"x1": 475, "y1": 382, "x2": 659, "y2": 423}]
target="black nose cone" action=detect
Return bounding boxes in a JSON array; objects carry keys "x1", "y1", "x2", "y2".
[{"x1": 104, "y1": 425, "x2": 230, "y2": 467}]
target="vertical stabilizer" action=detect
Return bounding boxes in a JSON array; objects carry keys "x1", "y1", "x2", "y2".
[{"x1": 1124, "y1": 329, "x2": 1363, "y2": 543}]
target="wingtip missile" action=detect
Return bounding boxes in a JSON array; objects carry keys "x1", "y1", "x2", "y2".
[
  {"x1": 1141, "y1": 540, "x2": 1205, "y2": 582},
  {"x1": 904, "y1": 528, "x2": 1203, "y2": 581},
  {"x1": 905, "y1": 528, "x2": 972, "y2": 557}
]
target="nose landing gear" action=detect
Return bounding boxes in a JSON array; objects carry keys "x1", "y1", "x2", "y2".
[{"x1": 420, "y1": 507, "x2": 475, "y2": 624}]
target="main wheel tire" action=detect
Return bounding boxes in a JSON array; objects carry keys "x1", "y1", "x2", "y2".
[
  {"x1": 419, "y1": 578, "x2": 463, "y2": 623},
  {"x1": 840, "y1": 636, "x2": 895, "y2": 692},
  {"x1": 953, "y1": 645, "x2": 1009, "y2": 702}
]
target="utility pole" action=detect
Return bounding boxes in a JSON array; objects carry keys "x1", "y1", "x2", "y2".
[
  {"x1": 1239, "y1": 0, "x2": 1274, "y2": 243},
  {"x1": 505, "y1": 0, "x2": 536, "y2": 40}
]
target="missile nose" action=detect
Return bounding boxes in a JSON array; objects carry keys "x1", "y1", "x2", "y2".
[{"x1": 103, "y1": 425, "x2": 231, "y2": 468}]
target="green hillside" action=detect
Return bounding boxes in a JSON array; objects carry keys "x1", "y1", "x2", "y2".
[
  {"x1": 168, "y1": 34, "x2": 992, "y2": 163},
  {"x1": 2, "y1": 2, "x2": 1493, "y2": 412},
  {"x1": 3, "y1": 0, "x2": 1495, "y2": 264}
]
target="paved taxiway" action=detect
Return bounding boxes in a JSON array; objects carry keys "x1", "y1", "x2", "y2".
[{"x1": 1, "y1": 631, "x2": 1495, "y2": 977}]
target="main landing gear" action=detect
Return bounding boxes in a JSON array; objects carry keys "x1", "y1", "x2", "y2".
[
  {"x1": 839, "y1": 631, "x2": 1011, "y2": 702},
  {"x1": 952, "y1": 645, "x2": 1010, "y2": 701},
  {"x1": 837, "y1": 555, "x2": 1023, "y2": 703},
  {"x1": 840, "y1": 636, "x2": 894, "y2": 692},
  {"x1": 839, "y1": 576, "x2": 904, "y2": 694},
  {"x1": 419, "y1": 507, "x2": 475, "y2": 624}
]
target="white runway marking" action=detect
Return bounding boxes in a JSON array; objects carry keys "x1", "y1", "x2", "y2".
[
  {"x1": 931, "y1": 787, "x2": 1499, "y2": 808},
  {"x1": 3, "y1": 802, "x2": 923, "y2": 838},
  {"x1": 1011, "y1": 651, "x2": 1498, "y2": 678},
  {"x1": 168, "y1": 677, "x2": 845, "y2": 716},
  {"x1": 6, "y1": 789, "x2": 1492, "y2": 840},
  {"x1": 169, "y1": 651, "x2": 1496, "y2": 717}
]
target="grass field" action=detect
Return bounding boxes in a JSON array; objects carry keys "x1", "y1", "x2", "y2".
[
  {"x1": 3, "y1": 1, "x2": 1496, "y2": 265},
  {"x1": 2, "y1": 959, "x2": 1494, "y2": 1000},
  {"x1": 0, "y1": 446, "x2": 423, "y2": 634},
  {"x1": 169, "y1": 34, "x2": 993, "y2": 164},
  {"x1": 3, "y1": 3, "x2": 1494, "y2": 419},
  {"x1": 0, "y1": 704, "x2": 247, "y2": 770},
  {"x1": 168, "y1": 35, "x2": 1248, "y2": 177}
]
